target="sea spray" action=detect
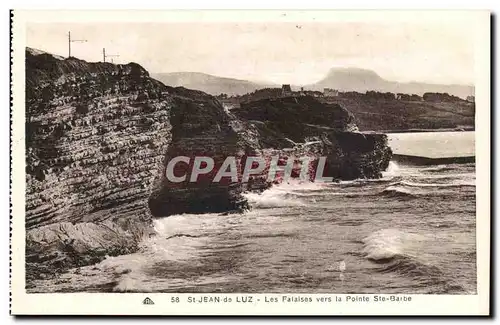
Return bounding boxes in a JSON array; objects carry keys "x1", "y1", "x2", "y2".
[
  {"x1": 242, "y1": 179, "x2": 328, "y2": 208},
  {"x1": 382, "y1": 161, "x2": 400, "y2": 178},
  {"x1": 243, "y1": 189, "x2": 307, "y2": 208}
]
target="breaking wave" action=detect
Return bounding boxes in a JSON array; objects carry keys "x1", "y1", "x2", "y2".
[
  {"x1": 243, "y1": 191, "x2": 306, "y2": 208},
  {"x1": 243, "y1": 190, "x2": 305, "y2": 208},
  {"x1": 398, "y1": 180, "x2": 475, "y2": 188},
  {"x1": 243, "y1": 180, "x2": 326, "y2": 208},
  {"x1": 382, "y1": 161, "x2": 400, "y2": 178},
  {"x1": 421, "y1": 164, "x2": 474, "y2": 173},
  {"x1": 361, "y1": 229, "x2": 467, "y2": 293},
  {"x1": 381, "y1": 186, "x2": 417, "y2": 198}
]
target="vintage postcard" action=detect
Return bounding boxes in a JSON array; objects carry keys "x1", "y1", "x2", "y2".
[{"x1": 10, "y1": 10, "x2": 490, "y2": 315}]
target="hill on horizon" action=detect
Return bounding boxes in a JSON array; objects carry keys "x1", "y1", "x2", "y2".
[
  {"x1": 307, "y1": 67, "x2": 474, "y2": 99},
  {"x1": 152, "y1": 72, "x2": 278, "y2": 96},
  {"x1": 153, "y1": 68, "x2": 474, "y2": 99}
]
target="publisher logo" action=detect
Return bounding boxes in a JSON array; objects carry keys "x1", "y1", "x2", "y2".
[{"x1": 142, "y1": 297, "x2": 155, "y2": 305}]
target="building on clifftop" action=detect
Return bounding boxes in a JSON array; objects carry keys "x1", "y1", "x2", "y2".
[
  {"x1": 323, "y1": 88, "x2": 339, "y2": 97},
  {"x1": 281, "y1": 84, "x2": 292, "y2": 97}
]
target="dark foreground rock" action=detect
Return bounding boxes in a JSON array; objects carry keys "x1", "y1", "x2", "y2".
[{"x1": 25, "y1": 48, "x2": 391, "y2": 282}]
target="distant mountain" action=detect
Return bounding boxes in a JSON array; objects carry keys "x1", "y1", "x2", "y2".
[
  {"x1": 153, "y1": 68, "x2": 474, "y2": 99},
  {"x1": 152, "y1": 72, "x2": 277, "y2": 96},
  {"x1": 306, "y1": 68, "x2": 474, "y2": 99}
]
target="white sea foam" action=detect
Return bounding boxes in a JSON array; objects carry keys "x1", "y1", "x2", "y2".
[
  {"x1": 273, "y1": 179, "x2": 327, "y2": 191},
  {"x1": 382, "y1": 161, "x2": 400, "y2": 178},
  {"x1": 400, "y1": 180, "x2": 475, "y2": 188},
  {"x1": 243, "y1": 180, "x2": 327, "y2": 208},
  {"x1": 382, "y1": 185, "x2": 415, "y2": 197},
  {"x1": 100, "y1": 213, "x2": 234, "y2": 292},
  {"x1": 243, "y1": 190, "x2": 306, "y2": 208},
  {"x1": 362, "y1": 229, "x2": 424, "y2": 260}
]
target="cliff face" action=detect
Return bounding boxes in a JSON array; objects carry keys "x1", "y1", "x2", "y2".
[
  {"x1": 233, "y1": 96, "x2": 392, "y2": 180},
  {"x1": 26, "y1": 51, "x2": 170, "y2": 228},
  {"x1": 25, "y1": 49, "x2": 252, "y2": 279},
  {"x1": 147, "y1": 88, "x2": 255, "y2": 217},
  {"x1": 234, "y1": 96, "x2": 359, "y2": 142},
  {"x1": 25, "y1": 49, "x2": 391, "y2": 281}
]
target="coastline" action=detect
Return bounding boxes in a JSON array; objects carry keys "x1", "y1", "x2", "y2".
[
  {"x1": 392, "y1": 154, "x2": 475, "y2": 165},
  {"x1": 367, "y1": 127, "x2": 475, "y2": 134}
]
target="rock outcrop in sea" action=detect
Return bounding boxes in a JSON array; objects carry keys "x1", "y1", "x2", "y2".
[
  {"x1": 233, "y1": 96, "x2": 392, "y2": 180},
  {"x1": 24, "y1": 48, "x2": 391, "y2": 283}
]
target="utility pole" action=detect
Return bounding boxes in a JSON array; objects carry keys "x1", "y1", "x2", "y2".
[
  {"x1": 102, "y1": 47, "x2": 120, "y2": 63},
  {"x1": 68, "y1": 31, "x2": 87, "y2": 58}
]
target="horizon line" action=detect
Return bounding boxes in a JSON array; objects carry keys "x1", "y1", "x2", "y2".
[
  {"x1": 154, "y1": 70, "x2": 475, "y2": 88},
  {"x1": 26, "y1": 46, "x2": 475, "y2": 88}
]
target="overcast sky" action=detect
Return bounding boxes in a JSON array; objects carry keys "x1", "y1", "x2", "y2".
[{"x1": 26, "y1": 22, "x2": 475, "y2": 85}]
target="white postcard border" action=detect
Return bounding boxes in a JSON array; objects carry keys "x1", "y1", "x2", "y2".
[{"x1": 10, "y1": 9, "x2": 491, "y2": 316}]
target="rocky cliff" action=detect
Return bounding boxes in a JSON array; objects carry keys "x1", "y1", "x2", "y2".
[
  {"x1": 26, "y1": 49, "x2": 168, "y2": 279},
  {"x1": 233, "y1": 96, "x2": 392, "y2": 179},
  {"x1": 147, "y1": 88, "x2": 256, "y2": 217},
  {"x1": 25, "y1": 48, "x2": 252, "y2": 280},
  {"x1": 25, "y1": 48, "x2": 391, "y2": 282}
]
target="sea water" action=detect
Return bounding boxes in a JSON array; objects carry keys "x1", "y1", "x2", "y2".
[{"x1": 29, "y1": 132, "x2": 476, "y2": 294}]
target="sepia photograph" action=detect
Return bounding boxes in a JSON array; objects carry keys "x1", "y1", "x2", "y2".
[{"x1": 10, "y1": 9, "x2": 490, "y2": 315}]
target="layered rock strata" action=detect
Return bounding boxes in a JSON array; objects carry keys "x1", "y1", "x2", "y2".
[
  {"x1": 24, "y1": 48, "x2": 392, "y2": 281},
  {"x1": 147, "y1": 89, "x2": 255, "y2": 217},
  {"x1": 232, "y1": 96, "x2": 392, "y2": 180},
  {"x1": 24, "y1": 49, "x2": 249, "y2": 279}
]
